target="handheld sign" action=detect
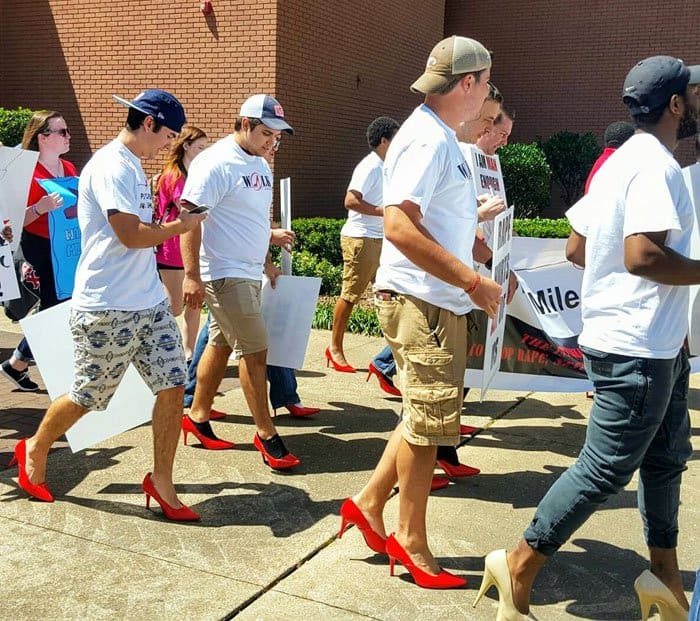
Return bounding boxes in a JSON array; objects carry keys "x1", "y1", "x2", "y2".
[{"x1": 0, "y1": 146, "x2": 39, "y2": 252}]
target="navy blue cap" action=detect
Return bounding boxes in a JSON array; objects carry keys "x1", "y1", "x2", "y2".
[
  {"x1": 112, "y1": 89, "x2": 186, "y2": 132},
  {"x1": 240, "y1": 94, "x2": 294, "y2": 134},
  {"x1": 690, "y1": 65, "x2": 700, "y2": 85},
  {"x1": 622, "y1": 56, "x2": 690, "y2": 115}
]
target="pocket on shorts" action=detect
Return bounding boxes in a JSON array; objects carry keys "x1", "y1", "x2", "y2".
[
  {"x1": 406, "y1": 384, "x2": 460, "y2": 437},
  {"x1": 405, "y1": 349, "x2": 455, "y2": 386},
  {"x1": 233, "y1": 281, "x2": 261, "y2": 316}
]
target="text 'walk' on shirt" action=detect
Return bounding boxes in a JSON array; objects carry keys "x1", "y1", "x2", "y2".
[
  {"x1": 341, "y1": 151, "x2": 384, "y2": 239},
  {"x1": 375, "y1": 104, "x2": 478, "y2": 315},
  {"x1": 567, "y1": 132, "x2": 694, "y2": 359},
  {"x1": 181, "y1": 135, "x2": 273, "y2": 282},
  {"x1": 72, "y1": 139, "x2": 164, "y2": 311}
]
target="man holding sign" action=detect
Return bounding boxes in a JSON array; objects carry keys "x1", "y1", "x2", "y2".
[{"x1": 12, "y1": 90, "x2": 205, "y2": 522}]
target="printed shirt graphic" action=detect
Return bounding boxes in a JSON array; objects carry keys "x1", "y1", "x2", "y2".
[
  {"x1": 182, "y1": 136, "x2": 273, "y2": 281},
  {"x1": 72, "y1": 139, "x2": 165, "y2": 311},
  {"x1": 341, "y1": 151, "x2": 384, "y2": 238},
  {"x1": 375, "y1": 104, "x2": 478, "y2": 315}
]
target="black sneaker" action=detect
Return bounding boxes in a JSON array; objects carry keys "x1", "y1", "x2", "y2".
[{"x1": 0, "y1": 360, "x2": 39, "y2": 391}]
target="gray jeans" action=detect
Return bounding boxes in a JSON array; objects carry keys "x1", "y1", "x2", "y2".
[{"x1": 524, "y1": 346, "x2": 692, "y2": 556}]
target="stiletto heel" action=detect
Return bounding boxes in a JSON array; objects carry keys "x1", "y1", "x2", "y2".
[
  {"x1": 254, "y1": 434, "x2": 300, "y2": 470},
  {"x1": 325, "y1": 347, "x2": 356, "y2": 373},
  {"x1": 634, "y1": 570, "x2": 688, "y2": 621},
  {"x1": 385, "y1": 534, "x2": 466, "y2": 589},
  {"x1": 181, "y1": 415, "x2": 235, "y2": 450},
  {"x1": 366, "y1": 362, "x2": 401, "y2": 396},
  {"x1": 11, "y1": 439, "x2": 54, "y2": 502},
  {"x1": 473, "y1": 549, "x2": 537, "y2": 620},
  {"x1": 338, "y1": 498, "x2": 387, "y2": 553},
  {"x1": 436, "y1": 459, "x2": 480, "y2": 477},
  {"x1": 286, "y1": 404, "x2": 320, "y2": 418},
  {"x1": 141, "y1": 473, "x2": 199, "y2": 522},
  {"x1": 9, "y1": 455, "x2": 17, "y2": 467}
]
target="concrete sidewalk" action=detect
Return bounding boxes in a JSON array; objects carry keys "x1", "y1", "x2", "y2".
[{"x1": 0, "y1": 320, "x2": 697, "y2": 620}]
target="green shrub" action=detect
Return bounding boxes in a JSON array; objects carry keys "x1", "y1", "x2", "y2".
[
  {"x1": 499, "y1": 143, "x2": 552, "y2": 219},
  {"x1": 0, "y1": 107, "x2": 34, "y2": 147},
  {"x1": 514, "y1": 218, "x2": 571, "y2": 239},
  {"x1": 539, "y1": 131, "x2": 600, "y2": 207},
  {"x1": 291, "y1": 249, "x2": 342, "y2": 295},
  {"x1": 313, "y1": 301, "x2": 382, "y2": 337},
  {"x1": 291, "y1": 217, "x2": 344, "y2": 266}
]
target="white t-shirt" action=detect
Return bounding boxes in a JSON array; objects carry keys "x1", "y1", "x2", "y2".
[
  {"x1": 181, "y1": 136, "x2": 272, "y2": 282},
  {"x1": 681, "y1": 162, "x2": 700, "y2": 354},
  {"x1": 375, "y1": 104, "x2": 478, "y2": 315},
  {"x1": 567, "y1": 132, "x2": 694, "y2": 359},
  {"x1": 72, "y1": 139, "x2": 165, "y2": 311},
  {"x1": 340, "y1": 151, "x2": 384, "y2": 238}
]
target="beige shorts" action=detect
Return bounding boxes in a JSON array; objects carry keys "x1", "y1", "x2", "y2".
[
  {"x1": 375, "y1": 292, "x2": 467, "y2": 446},
  {"x1": 340, "y1": 236, "x2": 382, "y2": 303},
  {"x1": 205, "y1": 278, "x2": 268, "y2": 356}
]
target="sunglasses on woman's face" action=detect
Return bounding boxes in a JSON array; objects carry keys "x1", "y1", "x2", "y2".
[{"x1": 42, "y1": 128, "x2": 71, "y2": 137}]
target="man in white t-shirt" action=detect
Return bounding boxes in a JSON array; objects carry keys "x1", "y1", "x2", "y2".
[
  {"x1": 342, "y1": 36, "x2": 502, "y2": 588},
  {"x1": 180, "y1": 94, "x2": 301, "y2": 470},
  {"x1": 13, "y1": 90, "x2": 205, "y2": 521},
  {"x1": 327, "y1": 116, "x2": 399, "y2": 372},
  {"x1": 489, "y1": 57, "x2": 700, "y2": 618}
]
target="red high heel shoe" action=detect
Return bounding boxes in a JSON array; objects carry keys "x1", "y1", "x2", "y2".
[
  {"x1": 436, "y1": 460, "x2": 480, "y2": 477},
  {"x1": 338, "y1": 498, "x2": 387, "y2": 553},
  {"x1": 386, "y1": 534, "x2": 466, "y2": 589},
  {"x1": 430, "y1": 476, "x2": 451, "y2": 491},
  {"x1": 9, "y1": 439, "x2": 54, "y2": 502},
  {"x1": 366, "y1": 363, "x2": 401, "y2": 396},
  {"x1": 325, "y1": 347, "x2": 356, "y2": 373},
  {"x1": 253, "y1": 434, "x2": 300, "y2": 470},
  {"x1": 209, "y1": 408, "x2": 227, "y2": 420},
  {"x1": 460, "y1": 424, "x2": 478, "y2": 435},
  {"x1": 182, "y1": 415, "x2": 235, "y2": 450},
  {"x1": 142, "y1": 473, "x2": 200, "y2": 522},
  {"x1": 285, "y1": 404, "x2": 320, "y2": 418}
]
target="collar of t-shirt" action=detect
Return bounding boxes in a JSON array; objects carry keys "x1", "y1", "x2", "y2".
[{"x1": 419, "y1": 103, "x2": 457, "y2": 138}]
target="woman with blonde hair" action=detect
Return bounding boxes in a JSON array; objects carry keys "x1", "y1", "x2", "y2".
[{"x1": 154, "y1": 124, "x2": 208, "y2": 361}]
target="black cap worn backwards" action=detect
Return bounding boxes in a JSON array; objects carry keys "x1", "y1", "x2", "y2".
[{"x1": 622, "y1": 56, "x2": 690, "y2": 115}]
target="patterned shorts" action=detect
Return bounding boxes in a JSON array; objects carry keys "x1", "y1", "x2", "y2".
[{"x1": 69, "y1": 299, "x2": 186, "y2": 411}]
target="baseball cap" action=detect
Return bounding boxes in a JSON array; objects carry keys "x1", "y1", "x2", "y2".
[
  {"x1": 112, "y1": 89, "x2": 186, "y2": 133},
  {"x1": 240, "y1": 94, "x2": 294, "y2": 134},
  {"x1": 689, "y1": 65, "x2": 700, "y2": 85},
  {"x1": 410, "y1": 36, "x2": 491, "y2": 95},
  {"x1": 622, "y1": 56, "x2": 691, "y2": 115}
]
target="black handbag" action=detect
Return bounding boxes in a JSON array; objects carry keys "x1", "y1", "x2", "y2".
[{"x1": 1, "y1": 243, "x2": 40, "y2": 322}]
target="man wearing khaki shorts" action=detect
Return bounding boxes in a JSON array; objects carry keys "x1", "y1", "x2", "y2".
[
  {"x1": 181, "y1": 94, "x2": 301, "y2": 470},
  {"x1": 327, "y1": 117, "x2": 399, "y2": 371},
  {"x1": 342, "y1": 37, "x2": 502, "y2": 587}
]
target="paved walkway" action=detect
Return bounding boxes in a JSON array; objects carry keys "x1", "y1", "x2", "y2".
[{"x1": 0, "y1": 315, "x2": 697, "y2": 620}]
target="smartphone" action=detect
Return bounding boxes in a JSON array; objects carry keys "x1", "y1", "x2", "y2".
[{"x1": 187, "y1": 204, "x2": 209, "y2": 214}]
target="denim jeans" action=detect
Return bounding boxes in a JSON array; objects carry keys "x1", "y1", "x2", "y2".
[
  {"x1": 524, "y1": 346, "x2": 691, "y2": 556},
  {"x1": 690, "y1": 568, "x2": 700, "y2": 621},
  {"x1": 183, "y1": 313, "x2": 299, "y2": 409},
  {"x1": 372, "y1": 345, "x2": 396, "y2": 378}
]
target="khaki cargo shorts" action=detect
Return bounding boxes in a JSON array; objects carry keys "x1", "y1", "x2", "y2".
[
  {"x1": 375, "y1": 291, "x2": 467, "y2": 446},
  {"x1": 340, "y1": 235, "x2": 382, "y2": 303},
  {"x1": 205, "y1": 277, "x2": 268, "y2": 356}
]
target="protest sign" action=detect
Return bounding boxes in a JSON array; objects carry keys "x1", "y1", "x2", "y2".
[
  {"x1": 0, "y1": 146, "x2": 39, "y2": 252},
  {"x1": 0, "y1": 244, "x2": 20, "y2": 303},
  {"x1": 682, "y1": 163, "x2": 700, "y2": 356}
]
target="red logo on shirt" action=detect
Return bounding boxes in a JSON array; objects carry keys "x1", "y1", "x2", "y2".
[{"x1": 241, "y1": 172, "x2": 272, "y2": 191}]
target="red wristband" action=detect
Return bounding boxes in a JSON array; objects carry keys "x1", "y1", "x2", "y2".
[{"x1": 466, "y1": 272, "x2": 481, "y2": 295}]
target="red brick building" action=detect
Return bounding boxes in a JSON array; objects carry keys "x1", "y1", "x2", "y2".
[{"x1": 2, "y1": 1, "x2": 698, "y2": 217}]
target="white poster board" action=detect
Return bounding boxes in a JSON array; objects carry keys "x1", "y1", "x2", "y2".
[
  {"x1": 262, "y1": 275, "x2": 321, "y2": 368},
  {"x1": 0, "y1": 146, "x2": 39, "y2": 252},
  {"x1": 468, "y1": 145, "x2": 507, "y2": 247},
  {"x1": 682, "y1": 163, "x2": 700, "y2": 355},
  {"x1": 21, "y1": 301, "x2": 156, "y2": 452},
  {"x1": 0, "y1": 244, "x2": 20, "y2": 302}
]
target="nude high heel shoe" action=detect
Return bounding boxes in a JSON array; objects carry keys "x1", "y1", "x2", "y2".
[
  {"x1": 634, "y1": 570, "x2": 688, "y2": 621},
  {"x1": 473, "y1": 549, "x2": 537, "y2": 621}
]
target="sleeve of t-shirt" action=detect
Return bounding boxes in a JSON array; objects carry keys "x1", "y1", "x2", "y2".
[
  {"x1": 347, "y1": 159, "x2": 380, "y2": 202},
  {"x1": 565, "y1": 194, "x2": 591, "y2": 236},
  {"x1": 95, "y1": 158, "x2": 142, "y2": 218},
  {"x1": 181, "y1": 158, "x2": 228, "y2": 209},
  {"x1": 383, "y1": 142, "x2": 441, "y2": 213},
  {"x1": 623, "y1": 166, "x2": 681, "y2": 237}
]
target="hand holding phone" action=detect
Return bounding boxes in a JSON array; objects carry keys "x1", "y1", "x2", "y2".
[{"x1": 187, "y1": 204, "x2": 209, "y2": 214}]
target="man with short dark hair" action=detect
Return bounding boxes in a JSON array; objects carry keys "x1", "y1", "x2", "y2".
[
  {"x1": 477, "y1": 106, "x2": 514, "y2": 155},
  {"x1": 584, "y1": 120, "x2": 636, "y2": 192},
  {"x1": 12, "y1": 90, "x2": 204, "y2": 521},
  {"x1": 477, "y1": 56, "x2": 700, "y2": 619},
  {"x1": 327, "y1": 116, "x2": 399, "y2": 371}
]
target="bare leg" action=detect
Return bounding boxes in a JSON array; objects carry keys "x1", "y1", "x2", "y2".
[
  {"x1": 239, "y1": 349, "x2": 276, "y2": 439},
  {"x1": 650, "y1": 547, "x2": 690, "y2": 609},
  {"x1": 182, "y1": 305, "x2": 201, "y2": 361},
  {"x1": 150, "y1": 386, "x2": 186, "y2": 508},
  {"x1": 189, "y1": 344, "x2": 231, "y2": 423},
  {"x1": 159, "y1": 269, "x2": 184, "y2": 317},
  {"x1": 25, "y1": 395, "x2": 88, "y2": 484},
  {"x1": 507, "y1": 539, "x2": 548, "y2": 614},
  {"x1": 330, "y1": 297, "x2": 354, "y2": 366}
]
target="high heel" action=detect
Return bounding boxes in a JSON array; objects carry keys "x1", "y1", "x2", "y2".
[
  {"x1": 285, "y1": 404, "x2": 320, "y2": 418},
  {"x1": 430, "y1": 476, "x2": 450, "y2": 491},
  {"x1": 473, "y1": 549, "x2": 537, "y2": 620},
  {"x1": 209, "y1": 408, "x2": 227, "y2": 420},
  {"x1": 325, "y1": 347, "x2": 356, "y2": 373},
  {"x1": 10, "y1": 439, "x2": 54, "y2": 502},
  {"x1": 366, "y1": 362, "x2": 401, "y2": 396},
  {"x1": 460, "y1": 424, "x2": 478, "y2": 435},
  {"x1": 142, "y1": 473, "x2": 200, "y2": 522},
  {"x1": 253, "y1": 433, "x2": 300, "y2": 470},
  {"x1": 181, "y1": 415, "x2": 235, "y2": 450},
  {"x1": 338, "y1": 498, "x2": 387, "y2": 553},
  {"x1": 386, "y1": 534, "x2": 466, "y2": 589},
  {"x1": 436, "y1": 459, "x2": 480, "y2": 477},
  {"x1": 634, "y1": 570, "x2": 688, "y2": 621}
]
